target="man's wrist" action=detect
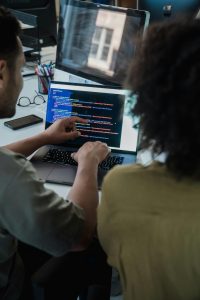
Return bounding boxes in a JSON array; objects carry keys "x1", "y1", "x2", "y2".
[
  {"x1": 77, "y1": 160, "x2": 99, "y2": 177},
  {"x1": 35, "y1": 132, "x2": 50, "y2": 146},
  {"x1": 75, "y1": 165, "x2": 98, "y2": 189},
  {"x1": 78, "y1": 158, "x2": 99, "y2": 169}
]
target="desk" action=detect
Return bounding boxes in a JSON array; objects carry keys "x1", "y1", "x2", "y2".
[
  {"x1": 0, "y1": 75, "x2": 162, "y2": 199},
  {"x1": 0, "y1": 75, "x2": 70, "y2": 198}
]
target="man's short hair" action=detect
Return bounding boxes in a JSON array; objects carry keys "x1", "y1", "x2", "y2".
[{"x1": 0, "y1": 6, "x2": 21, "y2": 67}]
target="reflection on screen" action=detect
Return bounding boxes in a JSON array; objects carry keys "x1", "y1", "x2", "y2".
[
  {"x1": 56, "y1": 0, "x2": 148, "y2": 85},
  {"x1": 46, "y1": 84, "x2": 138, "y2": 152}
]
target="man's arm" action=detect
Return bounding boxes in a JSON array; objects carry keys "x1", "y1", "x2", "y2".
[
  {"x1": 5, "y1": 133, "x2": 52, "y2": 157},
  {"x1": 1, "y1": 141, "x2": 110, "y2": 255},
  {"x1": 68, "y1": 141, "x2": 109, "y2": 250},
  {"x1": 4, "y1": 117, "x2": 87, "y2": 157}
]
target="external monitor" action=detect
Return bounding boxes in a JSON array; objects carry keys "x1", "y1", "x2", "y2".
[
  {"x1": 0, "y1": 0, "x2": 57, "y2": 47},
  {"x1": 138, "y1": 0, "x2": 200, "y2": 23},
  {"x1": 196, "y1": 8, "x2": 200, "y2": 18},
  {"x1": 55, "y1": 0, "x2": 150, "y2": 86}
]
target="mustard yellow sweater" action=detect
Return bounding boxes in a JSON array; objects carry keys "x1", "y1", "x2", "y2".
[{"x1": 98, "y1": 162, "x2": 200, "y2": 300}]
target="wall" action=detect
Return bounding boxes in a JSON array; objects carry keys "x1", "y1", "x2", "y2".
[
  {"x1": 118, "y1": 0, "x2": 137, "y2": 8},
  {"x1": 55, "y1": 0, "x2": 137, "y2": 15}
]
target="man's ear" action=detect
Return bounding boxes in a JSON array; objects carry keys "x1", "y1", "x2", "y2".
[{"x1": 0, "y1": 60, "x2": 7, "y2": 88}]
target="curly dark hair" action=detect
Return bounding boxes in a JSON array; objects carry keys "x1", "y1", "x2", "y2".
[
  {"x1": 126, "y1": 18, "x2": 200, "y2": 178},
  {"x1": 0, "y1": 6, "x2": 21, "y2": 68}
]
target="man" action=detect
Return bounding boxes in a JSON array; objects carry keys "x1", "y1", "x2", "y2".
[{"x1": 0, "y1": 6, "x2": 110, "y2": 300}]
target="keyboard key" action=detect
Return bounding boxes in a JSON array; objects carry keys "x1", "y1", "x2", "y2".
[
  {"x1": 42, "y1": 149, "x2": 77, "y2": 166},
  {"x1": 99, "y1": 155, "x2": 124, "y2": 170}
]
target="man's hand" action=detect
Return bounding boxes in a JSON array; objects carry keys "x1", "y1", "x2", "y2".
[
  {"x1": 71, "y1": 141, "x2": 111, "y2": 166},
  {"x1": 4, "y1": 117, "x2": 88, "y2": 157},
  {"x1": 41, "y1": 117, "x2": 88, "y2": 145}
]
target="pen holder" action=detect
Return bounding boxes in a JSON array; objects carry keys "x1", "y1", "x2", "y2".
[{"x1": 38, "y1": 75, "x2": 53, "y2": 95}]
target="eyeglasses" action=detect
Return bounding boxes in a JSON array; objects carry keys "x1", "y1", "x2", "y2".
[
  {"x1": 133, "y1": 122, "x2": 140, "y2": 129},
  {"x1": 17, "y1": 91, "x2": 46, "y2": 107}
]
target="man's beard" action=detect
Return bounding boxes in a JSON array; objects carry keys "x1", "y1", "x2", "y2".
[{"x1": 0, "y1": 104, "x2": 16, "y2": 118}]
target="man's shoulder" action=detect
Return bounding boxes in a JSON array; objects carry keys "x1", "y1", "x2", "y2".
[
  {"x1": 0, "y1": 148, "x2": 33, "y2": 181},
  {"x1": 0, "y1": 147, "x2": 26, "y2": 167}
]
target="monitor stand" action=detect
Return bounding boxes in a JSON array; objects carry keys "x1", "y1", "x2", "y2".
[
  {"x1": 54, "y1": 68, "x2": 101, "y2": 85},
  {"x1": 69, "y1": 74, "x2": 88, "y2": 84}
]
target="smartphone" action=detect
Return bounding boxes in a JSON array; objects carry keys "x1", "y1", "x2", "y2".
[{"x1": 4, "y1": 114, "x2": 43, "y2": 130}]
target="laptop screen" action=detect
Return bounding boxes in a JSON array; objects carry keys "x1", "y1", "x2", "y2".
[{"x1": 46, "y1": 81, "x2": 138, "y2": 152}]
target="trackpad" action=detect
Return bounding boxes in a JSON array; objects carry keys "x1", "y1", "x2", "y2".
[{"x1": 47, "y1": 165, "x2": 77, "y2": 185}]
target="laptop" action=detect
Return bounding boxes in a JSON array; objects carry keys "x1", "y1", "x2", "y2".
[{"x1": 31, "y1": 81, "x2": 139, "y2": 188}]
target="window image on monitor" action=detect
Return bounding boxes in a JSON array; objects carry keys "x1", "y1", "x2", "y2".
[
  {"x1": 55, "y1": 0, "x2": 150, "y2": 86},
  {"x1": 138, "y1": 0, "x2": 200, "y2": 23}
]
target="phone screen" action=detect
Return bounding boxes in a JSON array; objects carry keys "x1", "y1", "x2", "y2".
[{"x1": 4, "y1": 115, "x2": 43, "y2": 130}]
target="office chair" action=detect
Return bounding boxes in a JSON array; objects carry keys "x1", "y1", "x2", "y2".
[
  {"x1": 31, "y1": 254, "x2": 111, "y2": 300},
  {"x1": 31, "y1": 256, "x2": 89, "y2": 300}
]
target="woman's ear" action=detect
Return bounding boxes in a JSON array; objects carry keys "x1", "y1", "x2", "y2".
[{"x1": 0, "y1": 60, "x2": 7, "y2": 88}]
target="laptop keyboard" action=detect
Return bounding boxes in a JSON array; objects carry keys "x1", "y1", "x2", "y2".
[
  {"x1": 42, "y1": 148, "x2": 124, "y2": 171},
  {"x1": 99, "y1": 155, "x2": 124, "y2": 170},
  {"x1": 42, "y1": 149, "x2": 78, "y2": 166}
]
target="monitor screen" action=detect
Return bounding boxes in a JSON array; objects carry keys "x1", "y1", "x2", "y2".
[
  {"x1": 138, "y1": 0, "x2": 200, "y2": 23},
  {"x1": 56, "y1": 0, "x2": 149, "y2": 86}
]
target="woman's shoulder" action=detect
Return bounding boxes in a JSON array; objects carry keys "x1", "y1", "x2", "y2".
[{"x1": 105, "y1": 161, "x2": 166, "y2": 180}]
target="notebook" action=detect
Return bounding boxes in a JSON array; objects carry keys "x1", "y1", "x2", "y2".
[{"x1": 31, "y1": 81, "x2": 139, "y2": 188}]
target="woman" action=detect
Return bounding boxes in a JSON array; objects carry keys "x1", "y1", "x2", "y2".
[{"x1": 98, "y1": 18, "x2": 200, "y2": 300}]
